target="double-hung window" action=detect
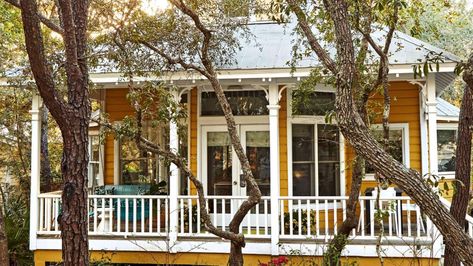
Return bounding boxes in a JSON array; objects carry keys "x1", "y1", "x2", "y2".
[
  {"x1": 437, "y1": 124, "x2": 457, "y2": 174},
  {"x1": 291, "y1": 90, "x2": 341, "y2": 196},
  {"x1": 365, "y1": 124, "x2": 409, "y2": 178},
  {"x1": 118, "y1": 122, "x2": 168, "y2": 185},
  {"x1": 88, "y1": 134, "x2": 104, "y2": 188}
]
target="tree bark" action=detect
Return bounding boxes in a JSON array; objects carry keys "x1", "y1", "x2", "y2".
[
  {"x1": 323, "y1": 156, "x2": 363, "y2": 265},
  {"x1": 444, "y1": 87, "x2": 473, "y2": 266},
  {"x1": 40, "y1": 106, "x2": 52, "y2": 192},
  {"x1": 60, "y1": 121, "x2": 90, "y2": 265},
  {"x1": 19, "y1": 0, "x2": 91, "y2": 264},
  {"x1": 0, "y1": 203, "x2": 8, "y2": 266},
  {"x1": 319, "y1": 0, "x2": 473, "y2": 264}
]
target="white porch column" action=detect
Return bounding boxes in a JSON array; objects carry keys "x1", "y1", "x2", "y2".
[
  {"x1": 29, "y1": 94, "x2": 42, "y2": 250},
  {"x1": 168, "y1": 90, "x2": 180, "y2": 252},
  {"x1": 426, "y1": 75, "x2": 438, "y2": 176},
  {"x1": 268, "y1": 84, "x2": 280, "y2": 256},
  {"x1": 425, "y1": 75, "x2": 443, "y2": 256}
]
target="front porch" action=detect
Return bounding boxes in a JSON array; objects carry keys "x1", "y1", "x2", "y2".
[{"x1": 35, "y1": 192, "x2": 449, "y2": 258}]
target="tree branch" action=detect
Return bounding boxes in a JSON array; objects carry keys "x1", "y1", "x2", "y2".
[
  {"x1": 19, "y1": 0, "x2": 69, "y2": 130},
  {"x1": 4, "y1": 0, "x2": 64, "y2": 35},
  {"x1": 138, "y1": 40, "x2": 208, "y2": 76},
  {"x1": 286, "y1": 0, "x2": 337, "y2": 74}
]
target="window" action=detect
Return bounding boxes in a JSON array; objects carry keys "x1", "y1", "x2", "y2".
[
  {"x1": 292, "y1": 124, "x2": 340, "y2": 196},
  {"x1": 88, "y1": 134, "x2": 103, "y2": 188},
  {"x1": 119, "y1": 123, "x2": 168, "y2": 185},
  {"x1": 437, "y1": 127, "x2": 457, "y2": 173},
  {"x1": 365, "y1": 124, "x2": 409, "y2": 175},
  {"x1": 292, "y1": 91, "x2": 335, "y2": 116},
  {"x1": 201, "y1": 90, "x2": 269, "y2": 116}
]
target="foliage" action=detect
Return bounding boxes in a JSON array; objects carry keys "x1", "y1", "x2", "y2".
[
  {"x1": 259, "y1": 256, "x2": 288, "y2": 266},
  {"x1": 400, "y1": 0, "x2": 473, "y2": 106},
  {"x1": 283, "y1": 209, "x2": 317, "y2": 235},
  {"x1": 0, "y1": 184, "x2": 32, "y2": 265}
]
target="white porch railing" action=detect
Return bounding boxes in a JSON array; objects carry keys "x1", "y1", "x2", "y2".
[
  {"x1": 177, "y1": 195, "x2": 271, "y2": 238},
  {"x1": 38, "y1": 194, "x2": 169, "y2": 237},
  {"x1": 279, "y1": 196, "x2": 431, "y2": 241},
  {"x1": 37, "y1": 194, "x2": 436, "y2": 243}
]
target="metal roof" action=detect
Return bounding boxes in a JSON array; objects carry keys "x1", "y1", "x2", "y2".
[
  {"x1": 223, "y1": 20, "x2": 460, "y2": 70},
  {"x1": 437, "y1": 97, "x2": 460, "y2": 121}
]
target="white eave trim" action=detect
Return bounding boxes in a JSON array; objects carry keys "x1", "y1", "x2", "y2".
[
  {"x1": 437, "y1": 116, "x2": 459, "y2": 122},
  {"x1": 87, "y1": 63, "x2": 457, "y2": 86}
]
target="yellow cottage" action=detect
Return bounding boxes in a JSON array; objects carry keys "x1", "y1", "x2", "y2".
[{"x1": 31, "y1": 21, "x2": 466, "y2": 265}]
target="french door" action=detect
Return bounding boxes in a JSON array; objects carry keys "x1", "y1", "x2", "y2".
[
  {"x1": 202, "y1": 124, "x2": 270, "y2": 197},
  {"x1": 202, "y1": 124, "x2": 270, "y2": 225}
]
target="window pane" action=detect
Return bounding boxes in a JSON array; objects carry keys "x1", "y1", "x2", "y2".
[
  {"x1": 292, "y1": 91, "x2": 335, "y2": 116},
  {"x1": 207, "y1": 132, "x2": 232, "y2": 196},
  {"x1": 292, "y1": 124, "x2": 314, "y2": 162},
  {"x1": 318, "y1": 125, "x2": 339, "y2": 162},
  {"x1": 438, "y1": 129, "x2": 457, "y2": 172},
  {"x1": 201, "y1": 90, "x2": 269, "y2": 116},
  {"x1": 366, "y1": 128, "x2": 403, "y2": 173},
  {"x1": 318, "y1": 163, "x2": 340, "y2": 196},
  {"x1": 120, "y1": 122, "x2": 166, "y2": 185},
  {"x1": 246, "y1": 131, "x2": 270, "y2": 196},
  {"x1": 293, "y1": 163, "x2": 315, "y2": 196},
  {"x1": 90, "y1": 135, "x2": 100, "y2": 161},
  {"x1": 292, "y1": 124, "x2": 315, "y2": 196},
  {"x1": 318, "y1": 125, "x2": 340, "y2": 196}
]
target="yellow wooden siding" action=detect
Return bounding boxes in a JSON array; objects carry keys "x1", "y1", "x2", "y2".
[
  {"x1": 34, "y1": 250, "x2": 440, "y2": 266},
  {"x1": 104, "y1": 88, "x2": 133, "y2": 185},
  {"x1": 344, "y1": 81, "x2": 421, "y2": 193},
  {"x1": 279, "y1": 89, "x2": 288, "y2": 196}
]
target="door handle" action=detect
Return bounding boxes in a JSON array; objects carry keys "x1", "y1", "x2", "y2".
[{"x1": 240, "y1": 174, "x2": 246, "y2": 188}]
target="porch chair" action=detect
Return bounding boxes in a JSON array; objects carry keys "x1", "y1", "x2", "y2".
[
  {"x1": 374, "y1": 187, "x2": 402, "y2": 235},
  {"x1": 359, "y1": 187, "x2": 402, "y2": 236}
]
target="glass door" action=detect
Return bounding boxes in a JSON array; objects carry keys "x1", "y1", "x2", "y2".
[
  {"x1": 240, "y1": 125, "x2": 270, "y2": 197},
  {"x1": 202, "y1": 124, "x2": 270, "y2": 229}
]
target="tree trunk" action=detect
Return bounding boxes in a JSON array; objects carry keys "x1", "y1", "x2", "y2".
[
  {"x1": 60, "y1": 121, "x2": 90, "y2": 266},
  {"x1": 0, "y1": 204, "x2": 8, "y2": 266},
  {"x1": 323, "y1": 156, "x2": 363, "y2": 265},
  {"x1": 300, "y1": 1, "x2": 473, "y2": 263},
  {"x1": 19, "y1": 0, "x2": 91, "y2": 264},
  {"x1": 323, "y1": 86, "x2": 369, "y2": 265},
  {"x1": 40, "y1": 106, "x2": 52, "y2": 192},
  {"x1": 229, "y1": 241, "x2": 244, "y2": 266},
  {"x1": 444, "y1": 87, "x2": 473, "y2": 266}
]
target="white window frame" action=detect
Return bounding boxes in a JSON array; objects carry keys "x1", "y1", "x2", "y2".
[
  {"x1": 287, "y1": 87, "x2": 345, "y2": 197},
  {"x1": 197, "y1": 86, "x2": 272, "y2": 193},
  {"x1": 364, "y1": 123, "x2": 410, "y2": 180},
  {"x1": 113, "y1": 122, "x2": 168, "y2": 185},
  {"x1": 437, "y1": 123, "x2": 458, "y2": 178},
  {"x1": 88, "y1": 131, "x2": 104, "y2": 188}
]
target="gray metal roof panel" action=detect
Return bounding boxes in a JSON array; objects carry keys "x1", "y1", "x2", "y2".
[
  {"x1": 219, "y1": 21, "x2": 460, "y2": 70},
  {"x1": 437, "y1": 97, "x2": 460, "y2": 118}
]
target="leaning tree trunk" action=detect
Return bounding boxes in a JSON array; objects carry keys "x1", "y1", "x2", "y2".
[
  {"x1": 323, "y1": 0, "x2": 473, "y2": 263},
  {"x1": 0, "y1": 204, "x2": 8, "y2": 266}
]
